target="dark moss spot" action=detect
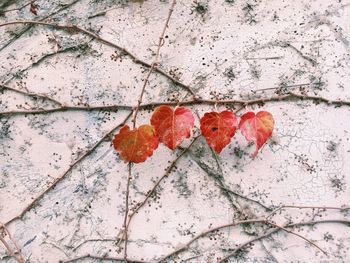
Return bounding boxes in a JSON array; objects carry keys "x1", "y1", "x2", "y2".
[{"x1": 191, "y1": 1, "x2": 209, "y2": 15}]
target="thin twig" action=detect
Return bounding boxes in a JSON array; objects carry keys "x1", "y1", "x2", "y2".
[
  {"x1": 266, "y1": 205, "x2": 350, "y2": 220},
  {"x1": 156, "y1": 204, "x2": 350, "y2": 262},
  {"x1": 208, "y1": 145, "x2": 271, "y2": 212},
  {"x1": 0, "y1": 84, "x2": 63, "y2": 106},
  {"x1": 267, "y1": 221, "x2": 327, "y2": 255},
  {"x1": 218, "y1": 218, "x2": 350, "y2": 262},
  {"x1": 245, "y1": 56, "x2": 284, "y2": 60},
  {"x1": 260, "y1": 240, "x2": 280, "y2": 263},
  {"x1": 72, "y1": 238, "x2": 117, "y2": 252},
  {"x1": 0, "y1": 0, "x2": 35, "y2": 14},
  {"x1": 155, "y1": 218, "x2": 267, "y2": 263},
  {"x1": 0, "y1": 104, "x2": 130, "y2": 116},
  {"x1": 219, "y1": 185, "x2": 272, "y2": 211},
  {"x1": 117, "y1": 0, "x2": 178, "y2": 258},
  {"x1": 60, "y1": 253, "x2": 150, "y2": 263},
  {"x1": 2, "y1": 42, "x2": 89, "y2": 85},
  {"x1": 3, "y1": 111, "x2": 132, "y2": 227},
  {"x1": 123, "y1": 163, "x2": 132, "y2": 261},
  {"x1": 131, "y1": 0, "x2": 177, "y2": 128},
  {"x1": 218, "y1": 227, "x2": 278, "y2": 263},
  {"x1": 282, "y1": 43, "x2": 317, "y2": 65},
  {"x1": 251, "y1": 83, "x2": 312, "y2": 93},
  {"x1": 116, "y1": 135, "x2": 201, "y2": 248},
  {"x1": 1, "y1": 91, "x2": 349, "y2": 117},
  {"x1": 0, "y1": 19, "x2": 196, "y2": 96},
  {"x1": 0, "y1": 223, "x2": 24, "y2": 263},
  {"x1": 0, "y1": 236, "x2": 19, "y2": 262},
  {"x1": 0, "y1": 0, "x2": 82, "y2": 52}
]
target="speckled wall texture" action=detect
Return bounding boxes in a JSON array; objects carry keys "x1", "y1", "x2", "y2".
[{"x1": 0, "y1": 0, "x2": 350, "y2": 262}]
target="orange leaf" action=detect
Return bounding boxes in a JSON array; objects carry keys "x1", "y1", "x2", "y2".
[
  {"x1": 150, "y1": 106, "x2": 194, "y2": 150},
  {"x1": 200, "y1": 110, "x2": 238, "y2": 153},
  {"x1": 238, "y1": 111, "x2": 274, "y2": 157},
  {"x1": 112, "y1": 124, "x2": 158, "y2": 163}
]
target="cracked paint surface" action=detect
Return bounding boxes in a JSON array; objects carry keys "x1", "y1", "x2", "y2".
[{"x1": 0, "y1": 0, "x2": 350, "y2": 262}]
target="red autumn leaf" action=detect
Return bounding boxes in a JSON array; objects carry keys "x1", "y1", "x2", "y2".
[
  {"x1": 150, "y1": 106, "x2": 194, "y2": 150},
  {"x1": 112, "y1": 124, "x2": 158, "y2": 163},
  {"x1": 200, "y1": 110, "x2": 238, "y2": 153},
  {"x1": 238, "y1": 111, "x2": 274, "y2": 157}
]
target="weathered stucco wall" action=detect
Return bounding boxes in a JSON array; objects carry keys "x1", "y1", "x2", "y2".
[{"x1": 0, "y1": 0, "x2": 350, "y2": 262}]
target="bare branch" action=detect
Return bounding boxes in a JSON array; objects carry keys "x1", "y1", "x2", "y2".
[
  {"x1": 155, "y1": 218, "x2": 267, "y2": 263},
  {"x1": 219, "y1": 218, "x2": 350, "y2": 262},
  {"x1": 155, "y1": 204, "x2": 350, "y2": 262},
  {"x1": 120, "y1": 0, "x2": 178, "y2": 257},
  {"x1": 131, "y1": 0, "x2": 177, "y2": 128},
  {"x1": 0, "y1": 236, "x2": 20, "y2": 262},
  {"x1": 0, "y1": 19, "x2": 196, "y2": 96},
  {"x1": 1, "y1": 91, "x2": 349, "y2": 117},
  {"x1": 60, "y1": 253, "x2": 150, "y2": 263},
  {"x1": 123, "y1": 163, "x2": 132, "y2": 260},
  {"x1": 0, "y1": 84, "x2": 64, "y2": 106},
  {"x1": 0, "y1": 0, "x2": 82, "y2": 52},
  {"x1": 116, "y1": 135, "x2": 201, "y2": 248},
  {"x1": 3, "y1": 111, "x2": 133, "y2": 227},
  {"x1": 267, "y1": 204, "x2": 350, "y2": 220},
  {"x1": 266, "y1": 221, "x2": 327, "y2": 255},
  {"x1": 0, "y1": 222, "x2": 24, "y2": 263},
  {"x1": 0, "y1": 1, "x2": 35, "y2": 14}
]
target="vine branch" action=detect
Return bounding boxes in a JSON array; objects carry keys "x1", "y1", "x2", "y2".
[
  {"x1": 1, "y1": 90, "x2": 349, "y2": 117},
  {"x1": 2, "y1": 111, "x2": 133, "y2": 228},
  {"x1": 131, "y1": 0, "x2": 177, "y2": 128},
  {"x1": 123, "y1": 163, "x2": 132, "y2": 261},
  {"x1": 0, "y1": 18, "x2": 196, "y2": 96},
  {"x1": 120, "y1": 0, "x2": 178, "y2": 258},
  {"x1": 116, "y1": 135, "x2": 200, "y2": 248},
  {"x1": 60, "y1": 253, "x2": 150, "y2": 263},
  {"x1": 156, "y1": 205, "x2": 350, "y2": 262},
  {"x1": 0, "y1": 222, "x2": 24, "y2": 263},
  {"x1": 218, "y1": 218, "x2": 350, "y2": 262}
]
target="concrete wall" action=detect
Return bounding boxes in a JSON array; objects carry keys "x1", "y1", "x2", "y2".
[{"x1": 0, "y1": 0, "x2": 349, "y2": 262}]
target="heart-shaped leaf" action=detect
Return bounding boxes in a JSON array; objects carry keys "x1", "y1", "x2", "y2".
[
  {"x1": 112, "y1": 124, "x2": 158, "y2": 163},
  {"x1": 150, "y1": 106, "x2": 194, "y2": 150},
  {"x1": 200, "y1": 110, "x2": 238, "y2": 153},
  {"x1": 238, "y1": 111, "x2": 274, "y2": 157}
]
